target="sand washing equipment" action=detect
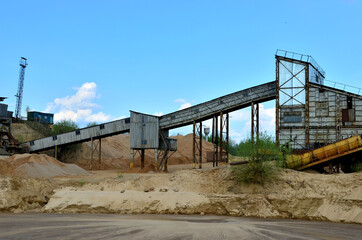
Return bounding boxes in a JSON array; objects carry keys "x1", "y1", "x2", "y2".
[{"x1": 286, "y1": 135, "x2": 362, "y2": 171}]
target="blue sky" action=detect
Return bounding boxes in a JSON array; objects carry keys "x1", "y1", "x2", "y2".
[{"x1": 1, "y1": 0, "x2": 361, "y2": 142}]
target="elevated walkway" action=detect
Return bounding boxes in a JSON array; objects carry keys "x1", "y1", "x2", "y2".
[
  {"x1": 25, "y1": 81, "x2": 276, "y2": 152},
  {"x1": 26, "y1": 118, "x2": 130, "y2": 152}
]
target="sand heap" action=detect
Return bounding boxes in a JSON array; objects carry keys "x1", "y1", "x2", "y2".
[
  {"x1": 73, "y1": 134, "x2": 215, "y2": 170},
  {"x1": 44, "y1": 168, "x2": 362, "y2": 224},
  {"x1": 0, "y1": 154, "x2": 88, "y2": 178}
]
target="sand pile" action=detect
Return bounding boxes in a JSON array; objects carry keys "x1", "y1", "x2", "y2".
[
  {"x1": 0, "y1": 176, "x2": 54, "y2": 212},
  {"x1": 73, "y1": 134, "x2": 215, "y2": 170},
  {"x1": 44, "y1": 167, "x2": 362, "y2": 224},
  {"x1": 0, "y1": 154, "x2": 88, "y2": 178}
]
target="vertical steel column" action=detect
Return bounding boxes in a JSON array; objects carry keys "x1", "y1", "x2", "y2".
[
  {"x1": 225, "y1": 113, "x2": 230, "y2": 164},
  {"x1": 275, "y1": 59, "x2": 280, "y2": 147},
  {"x1": 54, "y1": 145, "x2": 58, "y2": 160},
  {"x1": 199, "y1": 121, "x2": 202, "y2": 169},
  {"x1": 90, "y1": 137, "x2": 93, "y2": 170},
  {"x1": 154, "y1": 149, "x2": 158, "y2": 171},
  {"x1": 251, "y1": 102, "x2": 260, "y2": 144},
  {"x1": 193, "y1": 121, "x2": 202, "y2": 169},
  {"x1": 193, "y1": 121, "x2": 196, "y2": 169},
  {"x1": 130, "y1": 149, "x2": 134, "y2": 168},
  {"x1": 251, "y1": 103, "x2": 254, "y2": 144},
  {"x1": 212, "y1": 115, "x2": 219, "y2": 167},
  {"x1": 164, "y1": 157, "x2": 168, "y2": 172},
  {"x1": 336, "y1": 94, "x2": 342, "y2": 141},
  {"x1": 98, "y1": 138, "x2": 102, "y2": 169},
  {"x1": 140, "y1": 149, "x2": 145, "y2": 169},
  {"x1": 219, "y1": 112, "x2": 229, "y2": 165},
  {"x1": 219, "y1": 112, "x2": 223, "y2": 165},
  {"x1": 305, "y1": 65, "x2": 310, "y2": 148}
]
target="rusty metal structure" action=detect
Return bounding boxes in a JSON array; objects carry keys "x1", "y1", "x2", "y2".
[
  {"x1": 0, "y1": 98, "x2": 20, "y2": 155},
  {"x1": 22, "y1": 50, "x2": 361, "y2": 171},
  {"x1": 25, "y1": 82, "x2": 275, "y2": 170},
  {"x1": 15, "y1": 57, "x2": 28, "y2": 120},
  {"x1": 276, "y1": 49, "x2": 362, "y2": 150}
]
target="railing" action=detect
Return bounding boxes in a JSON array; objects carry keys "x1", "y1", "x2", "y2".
[
  {"x1": 276, "y1": 49, "x2": 326, "y2": 77},
  {"x1": 323, "y1": 79, "x2": 362, "y2": 96}
]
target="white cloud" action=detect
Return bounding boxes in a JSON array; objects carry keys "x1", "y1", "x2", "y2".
[
  {"x1": 112, "y1": 115, "x2": 127, "y2": 121},
  {"x1": 153, "y1": 112, "x2": 163, "y2": 116},
  {"x1": 230, "y1": 109, "x2": 250, "y2": 122},
  {"x1": 228, "y1": 103, "x2": 275, "y2": 143},
  {"x1": 174, "y1": 98, "x2": 187, "y2": 103},
  {"x1": 85, "y1": 112, "x2": 112, "y2": 123},
  {"x1": 46, "y1": 82, "x2": 111, "y2": 125},
  {"x1": 179, "y1": 102, "x2": 192, "y2": 110}
]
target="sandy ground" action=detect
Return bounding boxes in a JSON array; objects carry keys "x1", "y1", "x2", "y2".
[
  {"x1": 1, "y1": 158, "x2": 361, "y2": 224},
  {"x1": 0, "y1": 213, "x2": 361, "y2": 240}
]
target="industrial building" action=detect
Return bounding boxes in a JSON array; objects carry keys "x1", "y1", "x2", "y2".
[
  {"x1": 27, "y1": 111, "x2": 54, "y2": 124},
  {"x1": 0, "y1": 97, "x2": 18, "y2": 154},
  {"x1": 22, "y1": 50, "x2": 362, "y2": 172},
  {"x1": 275, "y1": 50, "x2": 362, "y2": 149}
]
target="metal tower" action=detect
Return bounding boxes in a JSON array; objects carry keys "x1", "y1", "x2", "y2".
[{"x1": 15, "y1": 57, "x2": 28, "y2": 119}]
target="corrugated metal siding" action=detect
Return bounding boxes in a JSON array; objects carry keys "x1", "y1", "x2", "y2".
[
  {"x1": 27, "y1": 118, "x2": 130, "y2": 152},
  {"x1": 279, "y1": 85, "x2": 362, "y2": 149},
  {"x1": 130, "y1": 111, "x2": 159, "y2": 149},
  {"x1": 159, "y1": 81, "x2": 276, "y2": 129},
  {"x1": 0, "y1": 104, "x2": 8, "y2": 117}
]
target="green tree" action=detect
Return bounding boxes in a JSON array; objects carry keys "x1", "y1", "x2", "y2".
[
  {"x1": 86, "y1": 122, "x2": 98, "y2": 127},
  {"x1": 51, "y1": 120, "x2": 79, "y2": 135},
  {"x1": 51, "y1": 120, "x2": 80, "y2": 162}
]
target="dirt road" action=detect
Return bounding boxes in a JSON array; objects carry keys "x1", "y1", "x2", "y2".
[{"x1": 0, "y1": 214, "x2": 360, "y2": 240}]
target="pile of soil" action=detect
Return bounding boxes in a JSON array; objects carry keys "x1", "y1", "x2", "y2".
[
  {"x1": 72, "y1": 134, "x2": 215, "y2": 170},
  {"x1": 44, "y1": 167, "x2": 362, "y2": 224},
  {"x1": 0, "y1": 177, "x2": 54, "y2": 212},
  {"x1": 0, "y1": 154, "x2": 88, "y2": 178}
]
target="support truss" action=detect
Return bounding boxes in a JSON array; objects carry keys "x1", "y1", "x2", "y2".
[
  {"x1": 157, "y1": 130, "x2": 176, "y2": 172},
  {"x1": 89, "y1": 137, "x2": 102, "y2": 170},
  {"x1": 193, "y1": 121, "x2": 202, "y2": 168},
  {"x1": 219, "y1": 112, "x2": 229, "y2": 165}
]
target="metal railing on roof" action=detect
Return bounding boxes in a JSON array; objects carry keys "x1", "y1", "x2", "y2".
[
  {"x1": 323, "y1": 79, "x2": 362, "y2": 96},
  {"x1": 276, "y1": 49, "x2": 326, "y2": 77}
]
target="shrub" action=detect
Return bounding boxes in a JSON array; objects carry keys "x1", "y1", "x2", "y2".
[
  {"x1": 117, "y1": 171, "x2": 123, "y2": 178},
  {"x1": 78, "y1": 179, "x2": 86, "y2": 187},
  {"x1": 232, "y1": 133, "x2": 284, "y2": 185}
]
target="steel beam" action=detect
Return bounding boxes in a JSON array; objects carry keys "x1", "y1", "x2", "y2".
[
  {"x1": 160, "y1": 81, "x2": 276, "y2": 130},
  {"x1": 192, "y1": 121, "x2": 202, "y2": 168},
  {"x1": 141, "y1": 149, "x2": 145, "y2": 169},
  {"x1": 305, "y1": 65, "x2": 310, "y2": 148},
  {"x1": 212, "y1": 115, "x2": 219, "y2": 167},
  {"x1": 251, "y1": 102, "x2": 259, "y2": 144}
]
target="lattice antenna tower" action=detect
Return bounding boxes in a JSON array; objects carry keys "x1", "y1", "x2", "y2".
[{"x1": 15, "y1": 57, "x2": 28, "y2": 119}]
